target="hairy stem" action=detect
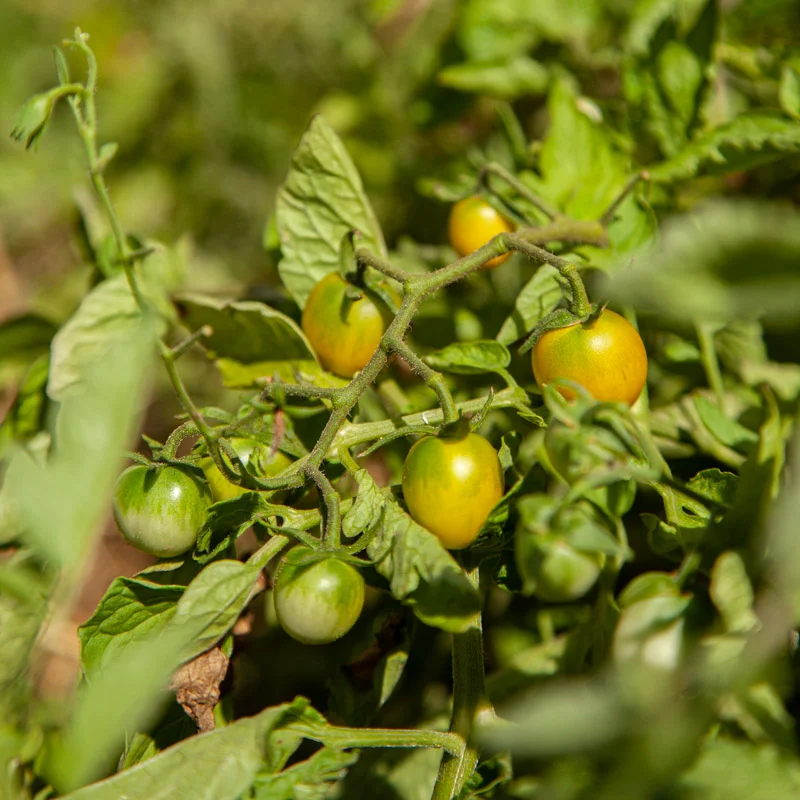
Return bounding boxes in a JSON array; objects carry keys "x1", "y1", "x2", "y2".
[
  {"x1": 433, "y1": 566, "x2": 489, "y2": 799},
  {"x1": 480, "y1": 161, "x2": 560, "y2": 221}
]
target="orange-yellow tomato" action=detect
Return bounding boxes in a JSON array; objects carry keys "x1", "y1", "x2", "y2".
[
  {"x1": 401, "y1": 432, "x2": 504, "y2": 549},
  {"x1": 302, "y1": 273, "x2": 392, "y2": 378},
  {"x1": 532, "y1": 310, "x2": 647, "y2": 406},
  {"x1": 448, "y1": 196, "x2": 514, "y2": 269}
]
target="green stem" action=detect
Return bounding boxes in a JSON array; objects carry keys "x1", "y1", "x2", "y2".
[
  {"x1": 479, "y1": 162, "x2": 560, "y2": 221},
  {"x1": 304, "y1": 463, "x2": 341, "y2": 548},
  {"x1": 288, "y1": 720, "x2": 462, "y2": 756},
  {"x1": 695, "y1": 322, "x2": 726, "y2": 407},
  {"x1": 355, "y1": 248, "x2": 418, "y2": 284},
  {"x1": 432, "y1": 566, "x2": 489, "y2": 800},
  {"x1": 334, "y1": 386, "x2": 529, "y2": 454},
  {"x1": 390, "y1": 341, "x2": 459, "y2": 425},
  {"x1": 599, "y1": 170, "x2": 649, "y2": 225}
]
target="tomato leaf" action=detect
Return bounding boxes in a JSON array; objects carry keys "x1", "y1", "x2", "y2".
[
  {"x1": 677, "y1": 738, "x2": 800, "y2": 798},
  {"x1": 648, "y1": 112, "x2": 800, "y2": 184},
  {"x1": 537, "y1": 78, "x2": 630, "y2": 218},
  {"x1": 175, "y1": 294, "x2": 330, "y2": 388},
  {"x1": 423, "y1": 340, "x2": 510, "y2": 375},
  {"x1": 59, "y1": 697, "x2": 319, "y2": 800},
  {"x1": 78, "y1": 577, "x2": 184, "y2": 677},
  {"x1": 342, "y1": 469, "x2": 386, "y2": 539},
  {"x1": 709, "y1": 551, "x2": 758, "y2": 634},
  {"x1": 275, "y1": 116, "x2": 386, "y2": 309},
  {"x1": 438, "y1": 57, "x2": 548, "y2": 100},
  {"x1": 251, "y1": 746, "x2": 359, "y2": 799},
  {"x1": 367, "y1": 499, "x2": 481, "y2": 633}
]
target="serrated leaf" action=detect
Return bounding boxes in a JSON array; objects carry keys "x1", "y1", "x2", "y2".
[
  {"x1": 78, "y1": 577, "x2": 184, "y2": 676},
  {"x1": 538, "y1": 79, "x2": 630, "y2": 218},
  {"x1": 252, "y1": 746, "x2": 359, "y2": 800},
  {"x1": 423, "y1": 341, "x2": 510, "y2": 375},
  {"x1": 648, "y1": 113, "x2": 800, "y2": 184},
  {"x1": 60, "y1": 698, "x2": 316, "y2": 800},
  {"x1": 437, "y1": 57, "x2": 548, "y2": 100},
  {"x1": 195, "y1": 493, "x2": 266, "y2": 563},
  {"x1": 342, "y1": 469, "x2": 385, "y2": 539},
  {"x1": 175, "y1": 294, "x2": 320, "y2": 388},
  {"x1": 275, "y1": 116, "x2": 386, "y2": 309},
  {"x1": 367, "y1": 501, "x2": 481, "y2": 633}
]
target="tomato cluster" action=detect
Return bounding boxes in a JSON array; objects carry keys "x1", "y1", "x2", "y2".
[{"x1": 112, "y1": 196, "x2": 651, "y2": 641}]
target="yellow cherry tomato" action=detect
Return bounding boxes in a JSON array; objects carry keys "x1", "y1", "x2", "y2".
[
  {"x1": 401, "y1": 431, "x2": 504, "y2": 549},
  {"x1": 532, "y1": 309, "x2": 647, "y2": 406},
  {"x1": 448, "y1": 196, "x2": 515, "y2": 269},
  {"x1": 199, "y1": 437, "x2": 293, "y2": 503},
  {"x1": 302, "y1": 273, "x2": 392, "y2": 378}
]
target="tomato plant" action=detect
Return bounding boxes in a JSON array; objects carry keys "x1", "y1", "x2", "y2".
[
  {"x1": 448, "y1": 195, "x2": 514, "y2": 269},
  {"x1": 272, "y1": 546, "x2": 365, "y2": 645},
  {"x1": 401, "y1": 431, "x2": 503, "y2": 549},
  {"x1": 112, "y1": 465, "x2": 212, "y2": 557},
  {"x1": 302, "y1": 273, "x2": 392, "y2": 378},
  {"x1": 532, "y1": 309, "x2": 648, "y2": 405},
  {"x1": 4, "y1": 7, "x2": 800, "y2": 800}
]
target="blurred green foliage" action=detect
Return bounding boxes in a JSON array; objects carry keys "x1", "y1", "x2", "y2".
[{"x1": 3, "y1": 0, "x2": 800, "y2": 798}]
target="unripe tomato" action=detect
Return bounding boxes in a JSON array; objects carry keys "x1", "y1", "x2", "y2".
[
  {"x1": 113, "y1": 465, "x2": 212, "y2": 558},
  {"x1": 532, "y1": 310, "x2": 647, "y2": 406},
  {"x1": 302, "y1": 273, "x2": 392, "y2": 378},
  {"x1": 532, "y1": 541, "x2": 603, "y2": 603},
  {"x1": 448, "y1": 196, "x2": 515, "y2": 269},
  {"x1": 401, "y1": 431, "x2": 504, "y2": 549},
  {"x1": 198, "y1": 438, "x2": 292, "y2": 503},
  {"x1": 273, "y1": 546, "x2": 365, "y2": 645}
]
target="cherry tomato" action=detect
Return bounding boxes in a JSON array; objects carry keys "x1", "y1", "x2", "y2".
[
  {"x1": 113, "y1": 465, "x2": 212, "y2": 558},
  {"x1": 302, "y1": 273, "x2": 392, "y2": 378},
  {"x1": 198, "y1": 438, "x2": 293, "y2": 503},
  {"x1": 532, "y1": 310, "x2": 647, "y2": 406},
  {"x1": 401, "y1": 431, "x2": 504, "y2": 549},
  {"x1": 273, "y1": 546, "x2": 365, "y2": 645},
  {"x1": 532, "y1": 541, "x2": 602, "y2": 603},
  {"x1": 448, "y1": 196, "x2": 514, "y2": 269}
]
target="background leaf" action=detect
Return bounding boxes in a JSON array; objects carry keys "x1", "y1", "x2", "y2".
[{"x1": 275, "y1": 116, "x2": 387, "y2": 309}]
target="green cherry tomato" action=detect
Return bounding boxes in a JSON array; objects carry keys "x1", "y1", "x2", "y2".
[
  {"x1": 113, "y1": 465, "x2": 212, "y2": 558},
  {"x1": 532, "y1": 309, "x2": 648, "y2": 406},
  {"x1": 401, "y1": 431, "x2": 504, "y2": 550},
  {"x1": 302, "y1": 273, "x2": 392, "y2": 378},
  {"x1": 532, "y1": 541, "x2": 603, "y2": 603},
  {"x1": 448, "y1": 196, "x2": 514, "y2": 269},
  {"x1": 198, "y1": 438, "x2": 293, "y2": 503},
  {"x1": 273, "y1": 546, "x2": 365, "y2": 645}
]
